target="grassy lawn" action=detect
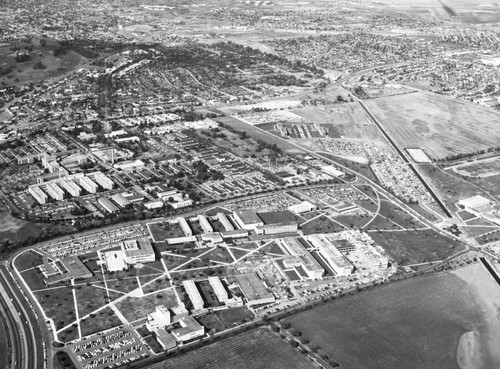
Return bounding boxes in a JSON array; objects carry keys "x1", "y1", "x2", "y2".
[
  {"x1": 115, "y1": 289, "x2": 178, "y2": 323},
  {"x1": 197, "y1": 313, "x2": 225, "y2": 334},
  {"x1": 35, "y1": 288, "x2": 76, "y2": 331},
  {"x1": 21, "y1": 268, "x2": 47, "y2": 291},
  {"x1": 476, "y1": 229, "x2": 500, "y2": 245},
  {"x1": 215, "y1": 307, "x2": 253, "y2": 327},
  {"x1": 58, "y1": 324, "x2": 79, "y2": 343},
  {"x1": 142, "y1": 276, "x2": 171, "y2": 295},
  {"x1": 460, "y1": 226, "x2": 498, "y2": 238},
  {"x1": 229, "y1": 248, "x2": 251, "y2": 260},
  {"x1": 75, "y1": 285, "x2": 110, "y2": 318},
  {"x1": 301, "y1": 215, "x2": 346, "y2": 235},
  {"x1": 369, "y1": 229, "x2": 464, "y2": 265},
  {"x1": 79, "y1": 307, "x2": 122, "y2": 337},
  {"x1": 14, "y1": 250, "x2": 44, "y2": 271},
  {"x1": 335, "y1": 214, "x2": 373, "y2": 230},
  {"x1": 206, "y1": 246, "x2": 234, "y2": 263},
  {"x1": 378, "y1": 201, "x2": 421, "y2": 229},
  {"x1": 260, "y1": 241, "x2": 286, "y2": 255}
]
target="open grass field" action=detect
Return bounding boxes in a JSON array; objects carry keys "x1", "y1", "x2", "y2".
[
  {"x1": 14, "y1": 250, "x2": 43, "y2": 272},
  {"x1": 369, "y1": 229, "x2": 464, "y2": 265},
  {"x1": 34, "y1": 288, "x2": 77, "y2": 332},
  {"x1": 475, "y1": 229, "x2": 500, "y2": 245},
  {"x1": 460, "y1": 226, "x2": 498, "y2": 238},
  {"x1": 301, "y1": 215, "x2": 346, "y2": 235},
  {"x1": 284, "y1": 271, "x2": 490, "y2": 369},
  {"x1": 79, "y1": 307, "x2": 122, "y2": 337},
  {"x1": 454, "y1": 156, "x2": 500, "y2": 178},
  {"x1": 464, "y1": 173, "x2": 500, "y2": 202},
  {"x1": 0, "y1": 38, "x2": 84, "y2": 87},
  {"x1": 364, "y1": 91, "x2": 500, "y2": 160},
  {"x1": 115, "y1": 288, "x2": 178, "y2": 323},
  {"x1": 420, "y1": 165, "x2": 491, "y2": 212},
  {"x1": 154, "y1": 328, "x2": 314, "y2": 369}
]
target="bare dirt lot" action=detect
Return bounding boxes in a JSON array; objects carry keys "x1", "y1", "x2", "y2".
[{"x1": 364, "y1": 91, "x2": 500, "y2": 160}]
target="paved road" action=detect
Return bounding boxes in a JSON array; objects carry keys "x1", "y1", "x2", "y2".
[{"x1": 0, "y1": 265, "x2": 44, "y2": 369}]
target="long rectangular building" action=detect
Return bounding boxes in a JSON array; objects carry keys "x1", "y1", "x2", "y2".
[
  {"x1": 98, "y1": 197, "x2": 119, "y2": 213},
  {"x1": 45, "y1": 182, "x2": 64, "y2": 201},
  {"x1": 308, "y1": 234, "x2": 353, "y2": 277},
  {"x1": 198, "y1": 215, "x2": 213, "y2": 234},
  {"x1": 208, "y1": 276, "x2": 228, "y2": 303},
  {"x1": 29, "y1": 185, "x2": 47, "y2": 204},
  {"x1": 235, "y1": 273, "x2": 275, "y2": 306},
  {"x1": 79, "y1": 177, "x2": 97, "y2": 193},
  {"x1": 182, "y1": 280, "x2": 204, "y2": 310},
  {"x1": 58, "y1": 179, "x2": 81, "y2": 197},
  {"x1": 177, "y1": 217, "x2": 192, "y2": 236},
  {"x1": 217, "y1": 213, "x2": 234, "y2": 231},
  {"x1": 92, "y1": 172, "x2": 114, "y2": 190},
  {"x1": 281, "y1": 238, "x2": 324, "y2": 279}
]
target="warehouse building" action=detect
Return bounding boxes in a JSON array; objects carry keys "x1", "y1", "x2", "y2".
[
  {"x1": 288, "y1": 201, "x2": 317, "y2": 214},
  {"x1": 182, "y1": 280, "x2": 204, "y2": 310},
  {"x1": 281, "y1": 238, "x2": 324, "y2": 279},
  {"x1": 98, "y1": 197, "x2": 119, "y2": 213},
  {"x1": 121, "y1": 237, "x2": 155, "y2": 264}
]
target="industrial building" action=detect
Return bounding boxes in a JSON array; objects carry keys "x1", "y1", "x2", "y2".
[
  {"x1": 98, "y1": 197, "x2": 119, "y2": 213},
  {"x1": 235, "y1": 273, "x2": 275, "y2": 306},
  {"x1": 177, "y1": 217, "x2": 193, "y2": 236},
  {"x1": 29, "y1": 185, "x2": 48, "y2": 204},
  {"x1": 198, "y1": 215, "x2": 213, "y2": 233},
  {"x1": 458, "y1": 195, "x2": 491, "y2": 211},
  {"x1": 309, "y1": 234, "x2": 353, "y2": 276},
  {"x1": 182, "y1": 280, "x2": 204, "y2": 310},
  {"x1": 217, "y1": 213, "x2": 234, "y2": 231},
  {"x1": 281, "y1": 238, "x2": 324, "y2": 279},
  {"x1": 233, "y1": 210, "x2": 264, "y2": 231},
  {"x1": 45, "y1": 182, "x2": 64, "y2": 201},
  {"x1": 79, "y1": 176, "x2": 98, "y2": 193},
  {"x1": 121, "y1": 237, "x2": 155, "y2": 265}
]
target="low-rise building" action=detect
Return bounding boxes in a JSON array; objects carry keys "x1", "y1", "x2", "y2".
[
  {"x1": 233, "y1": 210, "x2": 264, "y2": 231},
  {"x1": 182, "y1": 279, "x2": 204, "y2": 310},
  {"x1": 98, "y1": 197, "x2": 119, "y2": 213},
  {"x1": 235, "y1": 273, "x2": 275, "y2": 306},
  {"x1": 178, "y1": 217, "x2": 192, "y2": 236},
  {"x1": 121, "y1": 237, "x2": 155, "y2": 265},
  {"x1": 171, "y1": 316, "x2": 204, "y2": 343},
  {"x1": 281, "y1": 238, "x2": 324, "y2": 279}
]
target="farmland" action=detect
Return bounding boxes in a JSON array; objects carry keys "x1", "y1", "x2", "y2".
[
  {"x1": 454, "y1": 156, "x2": 500, "y2": 178},
  {"x1": 153, "y1": 328, "x2": 314, "y2": 369},
  {"x1": 284, "y1": 271, "x2": 493, "y2": 369},
  {"x1": 364, "y1": 91, "x2": 500, "y2": 160}
]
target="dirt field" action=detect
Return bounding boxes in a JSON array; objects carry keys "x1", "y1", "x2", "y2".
[
  {"x1": 152, "y1": 328, "x2": 314, "y2": 369},
  {"x1": 285, "y1": 270, "x2": 495, "y2": 369},
  {"x1": 364, "y1": 91, "x2": 500, "y2": 160}
]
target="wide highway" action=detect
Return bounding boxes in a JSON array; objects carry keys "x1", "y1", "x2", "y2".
[{"x1": 0, "y1": 264, "x2": 44, "y2": 369}]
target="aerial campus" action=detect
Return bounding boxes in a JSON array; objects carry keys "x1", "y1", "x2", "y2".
[{"x1": 1, "y1": 1, "x2": 500, "y2": 369}]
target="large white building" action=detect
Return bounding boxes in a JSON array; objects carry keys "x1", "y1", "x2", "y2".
[
  {"x1": 309, "y1": 234, "x2": 353, "y2": 277},
  {"x1": 79, "y1": 176, "x2": 98, "y2": 193},
  {"x1": 45, "y1": 182, "x2": 64, "y2": 201},
  {"x1": 121, "y1": 238, "x2": 155, "y2": 265},
  {"x1": 208, "y1": 276, "x2": 228, "y2": 303},
  {"x1": 217, "y1": 213, "x2": 234, "y2": 231},
  {"x1": 171, "y1": 316, "x2": 204, "y2": 343},
  {"x1": 146, "y1": 305, "x2": 171, "y2": 332},
  {"x1": 182, "y1": 279, "x2": 204, "y2": 310},
  {"x1": 458, "y1": 195, "x2": 491, "y2": 211},
  {"x1": 91, "y1": 172, "x2": 114, "y2": 190},
  {"x1": 29, "y1": 185, "x2": 48, "y2": 205},
  {"x1": 177, "y1": 217, "x2": 193, "y2": 236},
  {"x1": 58, "y1": 179, "x2": 81, "y2": 197},
  {"x1": 281, "y1": 238, "x2": 324, "y2": 279},
  {"x1": 198, "y1": 215, "x2": 213, "y2": 233},
  {"x1": 233, "y1": 210, "x2": 263, "y2": 231}
]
